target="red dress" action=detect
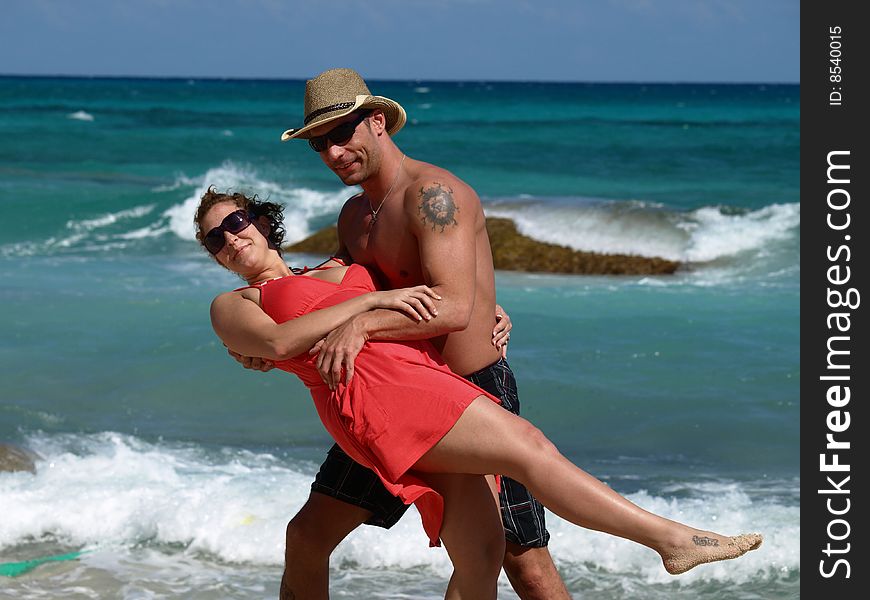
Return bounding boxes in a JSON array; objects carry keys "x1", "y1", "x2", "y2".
[{"x1": 250, "y1": 263, "x2": 499, "y2": 546}]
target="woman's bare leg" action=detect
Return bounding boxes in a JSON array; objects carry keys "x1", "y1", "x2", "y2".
[
  {"x1": 414, "y1": 397, "x2": 762, "y2": 575},
  {"x1": 419, "y1": 472, "x2": 504, "y2": 599}
]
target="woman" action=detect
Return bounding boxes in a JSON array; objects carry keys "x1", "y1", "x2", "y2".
[{"x1": 195, "y1": 189, "x2": 761, "y2": 598}]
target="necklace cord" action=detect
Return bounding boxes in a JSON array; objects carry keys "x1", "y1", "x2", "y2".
[{"x1": 369, "y1": 154, "x2": 406, "y2": 222}]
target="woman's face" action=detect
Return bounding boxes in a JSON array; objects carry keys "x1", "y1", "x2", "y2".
[{"x1": 200, "y1": 201, "x2": 271, "y2": 273}]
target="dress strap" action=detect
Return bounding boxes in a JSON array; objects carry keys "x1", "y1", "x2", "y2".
[
  {"x1": 292, "y1": 256, "x2": 349, "y2": 274},
  {"x1": 232, "y1": 280, "x2": 270, "y2": 291}
]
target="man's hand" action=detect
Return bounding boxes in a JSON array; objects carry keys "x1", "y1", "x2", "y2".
[
  {"x1": 309, "y1": 316, "x2": 369, "y2": 389},
  {"x1": 493, "y1": 303, "x2": 512, "y2": 359},
  {"x1": 227, "y1": 347, "x2": 275, "y2": 372}
]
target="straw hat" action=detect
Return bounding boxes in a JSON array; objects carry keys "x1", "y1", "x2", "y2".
[{"x1": 281, "y1": 68, "x2": 407, "y2": 141}]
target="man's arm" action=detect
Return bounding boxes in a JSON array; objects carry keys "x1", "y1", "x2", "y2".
[
  {"x1": 359, "y1": 178, "x2": 479, "y2": 339},
  {"x1": 313, "y1": 177, "x2": 480, "y2": 387}
]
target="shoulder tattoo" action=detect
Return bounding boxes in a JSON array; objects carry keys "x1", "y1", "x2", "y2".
[{"x1": 417, "y1": 182, "x2": 459, "y2": 231}]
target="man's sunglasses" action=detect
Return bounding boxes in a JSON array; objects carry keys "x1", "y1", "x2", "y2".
[
  {"x1": 308, "y1": 111, "x2": 370, "y2": 153},
  {"x1": 203, "y1": 209, "x2": 254, "y2": 255}
]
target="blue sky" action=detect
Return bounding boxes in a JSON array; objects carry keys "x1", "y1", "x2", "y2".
[{"x1": 2, "y1": 0, "x2": 798, "y2": 82}]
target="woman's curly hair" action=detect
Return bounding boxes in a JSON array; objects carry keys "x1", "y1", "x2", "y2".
[{"x1": 194, "y1": 186, "x2": 286, "y2": 254}]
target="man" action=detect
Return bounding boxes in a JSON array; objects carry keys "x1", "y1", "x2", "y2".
[{"x1": 274, "y1": 68, "x2": 570, "y2": 599}]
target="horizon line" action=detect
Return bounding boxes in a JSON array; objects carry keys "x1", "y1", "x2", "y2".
[{"x1": 0, "y1": 73, "x2": 800, "y2": 86}]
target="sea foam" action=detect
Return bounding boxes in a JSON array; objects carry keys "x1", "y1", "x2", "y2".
[
  {"x1": 485, "y1": 198, "x2": 800, "y2": 265},
  {"x1": 1, "y1": 431, "x2": 797, "y2": 583},
  {"x1": 162, "y1": 161, "x2": 351, "y2": 244},
  {"x1": 28, "y1": 205, "x2": 159, "y2": 253},
  {"x1": 67, "y1": 110, "x2": 94, "y2": 121},
  {"x1": 4, "y1": 162, "x2": 354, "y2": 257}
]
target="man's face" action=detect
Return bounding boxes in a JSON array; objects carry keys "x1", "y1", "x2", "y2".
[{"x1": 309, "y1": 111, "x2": 382, "y2": 186}]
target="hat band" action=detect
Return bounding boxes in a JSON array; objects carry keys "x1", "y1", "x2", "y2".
[{"x1": 303, "y1": 102, "x2": 357, "y2": 125}]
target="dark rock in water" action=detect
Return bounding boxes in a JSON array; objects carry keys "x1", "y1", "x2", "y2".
[
  {"x1": 285, "y1": 217, "x2": 680, "y2": 275},
  {"x1": 284, "y1": 226, "x2": 342, "y2": 255},
  {"x1": 484, "y1": 217, "x2": 680, "y2": 275},
  {"x1": 0, "y1": 443, "x2": 40, "y2": 474}
]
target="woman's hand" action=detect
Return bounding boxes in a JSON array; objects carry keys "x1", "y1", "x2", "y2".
[
  {"x1": 371, "y1": 285, "x2": 442, "y2": 322},
  {"x1": 226, "y1": 347, "x2": 274, "y2": 372}
]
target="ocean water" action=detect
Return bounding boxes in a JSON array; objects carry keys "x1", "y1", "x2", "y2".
[{"x1": 0, "y1": 77, "x2": 799, "y2": 598}]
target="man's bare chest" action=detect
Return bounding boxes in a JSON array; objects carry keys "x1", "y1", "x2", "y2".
[{"x1": 340, "y1": 220, "x2": 424, "y2": 287}]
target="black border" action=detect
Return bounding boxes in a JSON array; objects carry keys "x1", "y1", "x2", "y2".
[{"x1": 801, "y1": 2, "x2": 867, "y2": 596}]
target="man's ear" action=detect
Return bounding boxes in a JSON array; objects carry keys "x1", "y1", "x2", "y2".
[{"x1": 369, "y1": 110, "x2": 387, "y2": 134}]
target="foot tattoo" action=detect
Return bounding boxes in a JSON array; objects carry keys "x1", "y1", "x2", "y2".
[{"x1": 663, "y1": 533, "x2": 763, "y2": 575}]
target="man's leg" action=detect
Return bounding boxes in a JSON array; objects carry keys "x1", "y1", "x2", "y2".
[
  {"x1": 498, "y1": 477, "x2": 571, "y2": 600},
  {"x1": 465, "y1": 359, "x2": 572, "y2": 600},
  {"x1": 282, "y1": 493, "x2": 370, "y2": 600},
  {"x1": 503, "y1": 541, "x2": 569, "y2": 599},
  {"x1": 420, "y1": 472, "x2": 505, "y2": 599},
  {"x1": 282, "y1": 444, "x2": 411, "y2": 600}
]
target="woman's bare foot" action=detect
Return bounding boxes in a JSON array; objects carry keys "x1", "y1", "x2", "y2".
[{"x1": 661, "y1": 532, "x2": 763, "y2": 575}]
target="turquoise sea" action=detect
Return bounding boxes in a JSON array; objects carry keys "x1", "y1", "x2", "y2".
[{"x1": 0, "y1": 77, "x2": 799, "y2": 598}]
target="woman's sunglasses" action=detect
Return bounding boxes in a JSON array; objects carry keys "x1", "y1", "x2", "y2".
[
  {"x1": 203, "y1": 209, "x2": 253, "y2": 255},
  {"x1": 308, "y1": 111, "x2": 370, "y2": 152}
]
